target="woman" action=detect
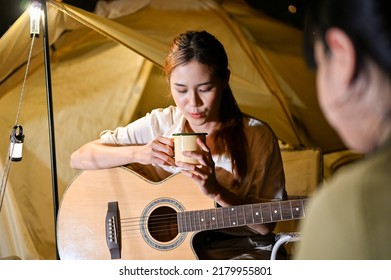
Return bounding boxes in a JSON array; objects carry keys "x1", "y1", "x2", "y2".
[
  {"x1": 296, "y1": 0, "x2": 391, "y2": 259},
  {"x1": 70, "y1": 30, "x2": 287, "y2": 259}
]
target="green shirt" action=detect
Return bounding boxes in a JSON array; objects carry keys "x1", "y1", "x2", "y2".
[{"x1": 295, "y1": 135, "x2": 391, "y2": 259}]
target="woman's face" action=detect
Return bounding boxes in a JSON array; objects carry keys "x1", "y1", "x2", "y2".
[
  {"x1": 314, "y1": 35, "x2": 369, "y2": 152},
  {"x1": 170, "y1": 60, "x2": 224, "y2": 131}
]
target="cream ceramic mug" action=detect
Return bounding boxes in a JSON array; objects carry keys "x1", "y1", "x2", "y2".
[{"x1": 172, "y1": 133, "x2": 207, "y2": 164}]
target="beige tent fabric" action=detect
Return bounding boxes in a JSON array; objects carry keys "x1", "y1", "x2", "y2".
[
  {"x1": 0, "y1": 8, "x2": 158, "y2": 258},
  {"x1": 0, "y1": 0, "x2": 345, "y2": 148},
  {"x1": 0, "y1": 162, "x2": 39, "y2": 260},
  {"x1": 0, "y1": 0, "x2": 348, "y2": 259}
]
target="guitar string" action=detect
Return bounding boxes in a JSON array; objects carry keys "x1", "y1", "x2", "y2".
[
  {"x1": 120, "y1": 213, "x2": 180, "y2": 240},
  {"x1": 117, "y1": 204, "x2": 305, "y2": 238},
  {"x1": 121, "y1": 212, "x2": 194, "y2": 237}
]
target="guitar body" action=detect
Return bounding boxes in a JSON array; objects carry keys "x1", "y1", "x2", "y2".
[{"x1": 57, "y1": 167, "x2": 214, "y2": 260}]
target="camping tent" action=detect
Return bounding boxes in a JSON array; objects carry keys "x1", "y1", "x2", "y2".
[{"x1": 0, "y1": 0, "x2": 355, "y2": 260}]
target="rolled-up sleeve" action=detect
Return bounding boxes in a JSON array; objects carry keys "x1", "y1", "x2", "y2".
[{"x1": 100, "y1": 106, "x2": 182, "y2": 145}]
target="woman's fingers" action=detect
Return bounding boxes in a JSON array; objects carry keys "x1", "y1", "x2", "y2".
[{"x1": 148, "y1": 136, "x2": 175, "y2": 165}]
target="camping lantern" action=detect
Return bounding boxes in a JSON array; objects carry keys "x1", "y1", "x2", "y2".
[
  {"x1": 29, "y1": 1, "x2": 42, "y2": 37},
  {"x1": 9, "y1": 125, "x2": 25, "y2": 162}
]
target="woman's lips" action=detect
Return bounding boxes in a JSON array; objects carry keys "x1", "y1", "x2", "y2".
[{"x1": 189, "y1": 112, "x2": 203, "y2": 119}]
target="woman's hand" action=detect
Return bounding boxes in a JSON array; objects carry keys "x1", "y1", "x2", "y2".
[
  {"x1": 175, "y1": 137, "x2": 221, "y2": 200},
  {"x1": 176, "y1": 137, "x2": 275, "y2": 235},
  {"x1": 137, "y1": 136, "x2": 175, "y2": 166}
]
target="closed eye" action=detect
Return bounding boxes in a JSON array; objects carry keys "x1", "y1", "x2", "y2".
[
  {"x1": 176, "y1": 88, "x2": 187, "y2": 93},
  {"x1": 199, "y1": 86, "x2": 213, "y2": 93}
]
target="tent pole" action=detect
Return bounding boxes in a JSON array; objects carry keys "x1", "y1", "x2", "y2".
[{"x1": 40, "y1": 0, "x2": 59, "y2": 260}]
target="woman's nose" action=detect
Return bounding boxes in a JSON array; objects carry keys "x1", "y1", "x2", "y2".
[{"x1": 189, "y1": 91, "x2": 202, "y2": 106}]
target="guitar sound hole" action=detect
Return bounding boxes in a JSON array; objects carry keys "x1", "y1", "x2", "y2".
[{"x1": 148, "y1": 206, "x2": 178, "y2": 242}]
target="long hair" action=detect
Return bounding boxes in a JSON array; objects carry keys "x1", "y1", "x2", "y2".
[{"x1": 164, "y1": 30, "x2": 248, "y2": 180}]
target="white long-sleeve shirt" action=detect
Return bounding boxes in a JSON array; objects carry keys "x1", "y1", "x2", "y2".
[{"x1": 100, "y1": 105, "x2": 286, "y2": 203}]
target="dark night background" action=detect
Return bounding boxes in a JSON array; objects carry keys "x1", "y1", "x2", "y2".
[{"x1": 0, "y1": 0, "x2": 307, "y2": 38}]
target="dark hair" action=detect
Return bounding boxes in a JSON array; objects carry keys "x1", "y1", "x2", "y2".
[
  {"x1": 304, "y1": 0, "x2": 391, "y2": 81},
  {"x1": 164, "y1": 30, "x2": 248, "y2": 180}
]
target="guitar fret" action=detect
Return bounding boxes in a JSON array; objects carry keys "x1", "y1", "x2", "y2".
[
  {"x1": 200, "y1": 210, "x2": 204, "y2": 230},
  {"x1": 182, "y1": 212, "x2": 188, "y2": 232},
  {"x1": 234, "y1": 207, "x2": 238, "y2": 226},
  {"x1": 208, "y1": 209, "x2": 213, "y2": 229},
  {"x1": 213, "y1": 208, "x2": 218, "y2": 229},
  {"x1": 195, "y1": 211, "x2": 201, "y2": 231},
  {"x1": 199, "y1": 211, "x2": 203, "y2": 230},
  {"x1": 216, "y1": 208, "x2": 224, "y2": 228},
  {"x1": 197, "y1": 211, "x2": 201, "y2": 230},
  {"x1": 229, "y1": 206, "x2": 238, "y2": 227},
  {"x1": 177, "y1": 212, "x2": 183, "y2": 233},
  {"x1": 201, "y1": 210, "x2": 209, "y2": 230},
  {"x1": 210, "y1": 210, "x2": 214, "y2": 228},
  {"x1": 184, "y1": 212, "x2": 189, "y2": 232},
  {"x1": 198, "y1": 211, "x2": 202, "y2": 230},
  {"x1": 291, "y1": 199, "x2": 305, "y2": 219},
  {"x1": 205, "y1": 210, "x2": 210, "y2": 229},
  {"x1": 183, "y1": 211, "x2": 188, "y2": 231},
  {"x1": 190, "y1": 210, "x2": 195, "y2": 231},
  {"x1": 271, "y1": 202, "x2": 282, "y2": 221},
  {"x1": 167, "y1": 199, "x2": 307, "y2": 234},
  {"x1": 259, "y1": 203, "x2": 268, "y2": 223},
  {"x1": 243, "y1": 204, "x2": 254, "y2": 224},
  {"x1": 237, "y1": 205, "x2": 246, "y2": 226},
  {"x1": 186, "y1": 211, "x2": 191, "y2": 231},
  {"x1": 281, "y1": 201, "x2": 293, "y2": 220},
  {"x1": 279, "y1": 202, "x2": 283, "y2": 220},
  {"x1": 241, "y1": 206, "x2": 245, "y2": 223},
  {"x1": 178, "y1": 212, "x2": 182, "y2": 232},
  {"x1": 186, "y1": 211, "x2": 190, "y2": 231},
  {"x1": 200, "y1": 211, "x2": 205, "y2": 230},
  {"x1": 249, "y1": 204, "x2": 255, "y2": 224},
  {"x1": 271, "y1": 203, "x2": 276, "y2": 221},
  {"x1": 205, "y1": 210, "x2": 210, "y2": 230},
  {"x1": 241, "y1": 205, "x2": 246, "y2": 225},
  {"x1": 292, "y1": 200, "x2": 300, "y2": 219},
  {"x1": 260, "y1": 203, "x2": 264, "y2": 222},
  {"x1": 223, "y1": 207, "x2": 230, "y2": 227},
  {"x1": 252, "y1": 204, "x2": 262, "y2": 224}
]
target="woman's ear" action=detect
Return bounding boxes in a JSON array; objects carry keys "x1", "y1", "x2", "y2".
[{"x1": 325, "y1": 28, "x2": 356, "y2": 87}]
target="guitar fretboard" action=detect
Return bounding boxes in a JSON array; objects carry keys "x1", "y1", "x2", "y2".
[{"x1": 177, "y1": 199, "x2": 306, "y2": 233}]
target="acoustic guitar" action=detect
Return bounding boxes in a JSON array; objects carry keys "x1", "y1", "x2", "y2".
[{"x1": 57, "y1": 166, "x2": 306, "y2": 260}]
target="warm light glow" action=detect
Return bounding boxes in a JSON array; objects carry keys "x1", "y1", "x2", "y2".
[
  {"x1": 288, "y1": 5, "x2": 297, "y2": 14},
  {"x1": 29, "y1": 1, "x2": 42, "y2": 37}
]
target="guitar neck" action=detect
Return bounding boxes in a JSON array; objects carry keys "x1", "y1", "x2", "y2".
[{"x1": 177, "y1": 199, "x2": 307, "y2": 233}]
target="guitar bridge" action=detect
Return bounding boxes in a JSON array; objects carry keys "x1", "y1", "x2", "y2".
[{"x1": 105, "y1": 201, "x2": 121, "y2": 259}]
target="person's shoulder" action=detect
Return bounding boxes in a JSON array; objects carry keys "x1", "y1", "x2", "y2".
[
  {"x1": 243, "y1": 114, "x2": 276, "y2": 137},
  {"x1": 326, "y1": 150, "x2": 391, "y2": 206},
  {"x1": 308, "y1": 158, "x2": 374, "y2": 217},
  {"x1": 243, "y1": 114, "x2": 271, "y2": 128}
]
